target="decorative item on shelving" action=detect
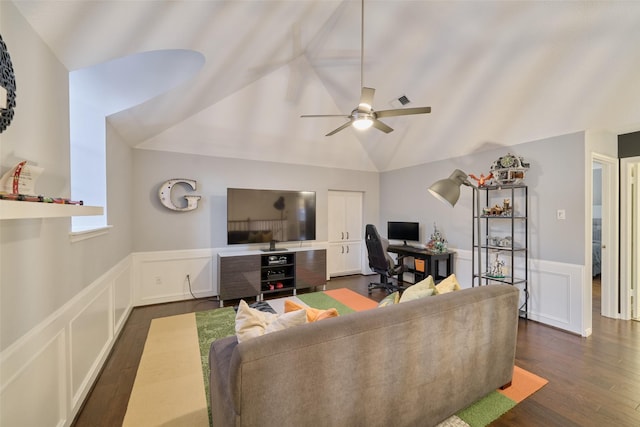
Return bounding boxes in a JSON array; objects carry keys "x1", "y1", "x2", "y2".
[
  {"x1": 489, "y1": 153, "x2": 530, "y2": 185},
  {"x1": 0, "y1": 161, "x2": 83, "y2": 205},
  {"x1": 0, "y1": 160, "x2": 43, "y2": 195},
  {"x1": 488, "y1": 253, "x2": 506, "y2": 278},
  {"x1": 498, "y1": 236, "x2": 513, "y2": 248},
  {"x1": 426, "y1": 222, "x2": 448, "y2": 253},
  {"x1": 0, "y1": 34, "x2": 17, "y2": 133},
  {"x1": 485, "y1": 197, "x2": 513, "y2": 216},
  {"x1": 468, "y1": 172, "x2": 493, "y2": 187},
  {"x1": 489, "y1": 235, "x2": 513, "y2": 248}
]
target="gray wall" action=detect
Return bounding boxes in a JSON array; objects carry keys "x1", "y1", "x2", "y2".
[
  {"x1": 0, "y1": 2, "x2": 133, "y2": 350},
  {"x1": 131, "y1": 149, "x2": 380, "y2": 251},
  {"x1": 380, "y1": 132, "x2": 586, "y2": 265},
  {"x1": 0, "y1": 0, "x2": 602, "y2": 353}
]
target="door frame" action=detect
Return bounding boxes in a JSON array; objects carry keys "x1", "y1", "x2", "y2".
[
  {"x1": 620, "y1": 156, "x2": 640, "y2": 319},
  {"x1": 591, "y1": 153, "x2": 619, "y2": 319}
]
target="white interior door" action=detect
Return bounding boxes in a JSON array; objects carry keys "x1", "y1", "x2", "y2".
[
  {"x1": 327, "y1": 190, "x2": 363, "y2": 276},
  {"x1": 633, "y1": 163, "x2": 639, "y2": 320},
  {"x1": 621, "y1": 157, "x2": 640, "y2": 320},
  {"x1": 593, "y1": 154, "x2": 619, "y2": 319}
]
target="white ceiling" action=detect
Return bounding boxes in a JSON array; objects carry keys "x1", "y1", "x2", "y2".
[{"x1": 13, "y1": 0, "x2": 640, "y2": 171}]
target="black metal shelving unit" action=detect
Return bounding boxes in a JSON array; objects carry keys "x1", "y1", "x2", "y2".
[{"x1": 472, "y1": 184, "x2": 529, "y2": 319}]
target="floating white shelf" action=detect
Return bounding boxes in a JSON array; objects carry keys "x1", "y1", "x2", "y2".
[{"x1": 0, "y1": 200, "x2": 103, "y2": 220}]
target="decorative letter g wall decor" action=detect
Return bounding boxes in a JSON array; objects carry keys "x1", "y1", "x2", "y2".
[{"x1": 158, "y1": 179, "x2": 202, "y2": 211}]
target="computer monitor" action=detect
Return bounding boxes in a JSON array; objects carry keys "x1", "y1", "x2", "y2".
[{"x1": 387, "y1": 221, "x2": 420, "y2": 245}]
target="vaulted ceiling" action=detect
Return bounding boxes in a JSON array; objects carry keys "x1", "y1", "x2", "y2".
[{"x1": 12, "y1": 0, "x2": 640, "y2": 171}]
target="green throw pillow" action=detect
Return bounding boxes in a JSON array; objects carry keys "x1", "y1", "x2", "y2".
[{"x1": 399, "y1": 275, "x2": 436, "y2": 303}]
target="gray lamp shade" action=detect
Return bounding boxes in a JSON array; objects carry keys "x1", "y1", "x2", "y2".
[{"x1": 428, "y1": 169, "x2": 470, "y2": 207}]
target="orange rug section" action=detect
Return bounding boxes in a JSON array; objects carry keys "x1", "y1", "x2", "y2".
[
  {"x1": 323, "y1": 288, "x2": 379, "y2": 311},
  {"x1": 498, "y1": 365, "x2": 549, "y2": 403}
]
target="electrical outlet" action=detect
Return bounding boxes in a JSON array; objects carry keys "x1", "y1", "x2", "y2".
[
  {"x1": 556, "y1": 209, "x2": 566, "y2": 220},
  {"x1": 154, "y1": 276, "x2": 162, "y2": 286}
]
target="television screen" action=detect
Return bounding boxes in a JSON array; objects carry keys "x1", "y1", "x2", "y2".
[
  {"x1": 387, "y1": 221, "x2": 420, "y2": 244},
  {"x1": 227, "y1": 188, "x2": 316, "y2": 245}
]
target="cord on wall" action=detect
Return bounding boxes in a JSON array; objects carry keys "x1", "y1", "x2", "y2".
[
  {"x1": 186, "y1": 274, "x2": 197, "y2": 299},
  {"x1": 186, "y1": 273, "x2": 221, "y2": 304}
]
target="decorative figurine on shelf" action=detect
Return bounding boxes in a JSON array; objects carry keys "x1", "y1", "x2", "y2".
[
  {"x1": 485, "y1": 198, "x2": 512, "y2": 217},
  {"x1": 489, "y1": 153, "x2": 530, "y2": 185},
  {"x1": 488, "y1": 253, "x2": 506, "y2": 278},
  {"x1": 468, "y1": 172, "x2": 493, "y2": 187},
  {"x1": 489, "y1": 204, "x2": 504, "y2": 216},
  {"x1": 426, "y1": 222, "x2": 448, "y2": 253}
]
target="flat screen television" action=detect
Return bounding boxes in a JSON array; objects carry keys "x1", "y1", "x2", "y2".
[
  {"x1": 227, "y1": 188, "x2": 316, "y2": 245},
  {"x1": 387, "y1": 221, "x2": 420, "y2": 245}
]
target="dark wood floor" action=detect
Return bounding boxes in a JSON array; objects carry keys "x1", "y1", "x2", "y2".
[{"x1": 72, "y1": 275, "x2": 640, "y2": 427}]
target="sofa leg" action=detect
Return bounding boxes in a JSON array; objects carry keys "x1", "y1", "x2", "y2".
[{"x1": 500, "y1": 381, "x2": 512, "y2": 390}]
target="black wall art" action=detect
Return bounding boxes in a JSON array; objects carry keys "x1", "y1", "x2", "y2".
[{"x1": 0, "y1": 34, "x2": 17, "y2": 133}]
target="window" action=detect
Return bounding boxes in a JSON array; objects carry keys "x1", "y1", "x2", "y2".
[{"x1": 68, "y1": 49, "x2": 204, "y2": 234}]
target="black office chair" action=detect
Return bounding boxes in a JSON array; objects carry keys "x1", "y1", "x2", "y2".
[{"x1": 365, "y1": 224, "x2": 406, "y2": 294}]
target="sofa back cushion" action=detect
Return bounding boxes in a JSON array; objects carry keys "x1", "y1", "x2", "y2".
[{"x1": 225, "y1": 285, "x2": 519, "y2": 426}]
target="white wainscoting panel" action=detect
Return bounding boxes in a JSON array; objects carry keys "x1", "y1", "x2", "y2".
[
  {"x1": 132, "y1": 249, "x2": 216, "y2": 306},
  {"x1": 114, "y1": 266, "x2": 132, "y2": 332},
  {"x1": 0, "y1": 256, "x2": 133, "y2": 427},
  {"x1": 450, "y1": 249, "x2": 473, "y2": 288},
  {"x1": 70, "y1": 286, "x2": 112, "y2": 406},
  {"x1": 1, "y1": 331, "x2": 66, "y2": 427},
  {"x1": 453, "y1": 249, "x2": 585, "y2": 335},
  {"x1": 527, "y1": 259, "x2": 584, "y2": 335}
]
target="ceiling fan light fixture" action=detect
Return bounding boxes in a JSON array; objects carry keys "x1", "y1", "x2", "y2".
[
  {"x1": 300, "y1": 0, "x2": 431, "y2": 136},
  {"x1": 353, "y1": 117, "x2": 373, "y2": 130},
  {"x1": 352, "y1": 110, "x2": 373, "y2": 130}
]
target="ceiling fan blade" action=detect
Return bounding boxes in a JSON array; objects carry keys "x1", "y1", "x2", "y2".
[
  {"x1": 301, "y1": 114, "x2": 349, "y2": 118},
  {"x1": 371, "y1": 119, "x2": 393, "y2": 134},
  {"x1": 359, "y1": 87, "x2": 375, "y2": 112},
  {"x1": 326, "y1": 121, "x2": 353, "y2": 136},
  {"x1": 375, "y1": 106, "x2": 432, "y2": 118}
]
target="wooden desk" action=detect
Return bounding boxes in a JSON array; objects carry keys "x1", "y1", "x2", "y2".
[{"x1": 386, "y1": 245, "x2": 455, "y2": 283}]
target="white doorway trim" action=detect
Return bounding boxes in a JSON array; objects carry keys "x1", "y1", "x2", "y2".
[
  {"x1": 620, "y1": 156, "x2": 640, "y2": 320},
  {"x1": 591, "y1": 153, "x2": 619, "y2": 319}
]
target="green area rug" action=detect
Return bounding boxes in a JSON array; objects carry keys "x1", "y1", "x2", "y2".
[
  {"x1": 194, "y1": 294, "x2": 546, "y2": 427},
  {"x1": 195, "y1": 306, "x2": 236, "y2": 425}
]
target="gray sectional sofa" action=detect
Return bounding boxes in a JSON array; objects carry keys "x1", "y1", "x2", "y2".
[{"x1": 209, "y1": 284, "x2": 519, "y2": 427}]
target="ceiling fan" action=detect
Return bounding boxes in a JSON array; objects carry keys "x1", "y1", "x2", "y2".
[{"x1": 301, "y1": 0, "x2": 431, "y2": 136}]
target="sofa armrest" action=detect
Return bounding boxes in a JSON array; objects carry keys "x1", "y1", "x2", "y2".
[{"x1": 209, "y1": 335, "x2": 239, "y2": 426}]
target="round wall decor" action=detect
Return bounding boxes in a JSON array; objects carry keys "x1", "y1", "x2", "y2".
[{"x1": 0, "y1": 34, "x2": 17, "y2": 133}]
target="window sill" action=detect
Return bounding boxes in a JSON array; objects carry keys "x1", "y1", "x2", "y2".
[{"x1": 69, "y1": 225, "x2": 113, "y2": 243}]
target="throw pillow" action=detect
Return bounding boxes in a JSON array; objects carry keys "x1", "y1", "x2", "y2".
[
  {"x1": 284, "y1": 299, "x2": 339, "y2": 322},
  {"x1": 235, "y1": 299, "x2": 307, "y2": 343},
  {"x1": 377, "y1": 291, "x2": 400, "y2": 307},
  {"x1": 399, "y1": 275, "x2": 436, "y2": 303},
  {"x1": 435, "y1": 273, "x2": 462, "y2": 294}
]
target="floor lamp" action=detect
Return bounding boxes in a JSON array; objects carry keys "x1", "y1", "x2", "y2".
[{"x1": 428, "y1": 169, "x2": 482, "y2": 286}]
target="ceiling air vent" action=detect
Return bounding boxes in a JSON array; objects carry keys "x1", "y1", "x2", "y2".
[{"x1": 389, "y1": 95, "x2": 412, "y2": 109}]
